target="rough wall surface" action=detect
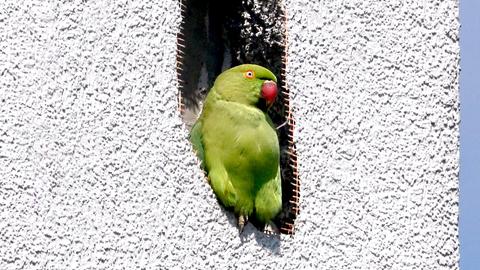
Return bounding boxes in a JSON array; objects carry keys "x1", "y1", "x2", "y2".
[{"x1": 0, "y1": 0, "x2": 459, "y2": 269}]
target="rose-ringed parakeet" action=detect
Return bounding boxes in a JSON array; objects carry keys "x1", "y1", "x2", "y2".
[{"x1": 189, "y1": 64, "x2": 282, "y2": 233}]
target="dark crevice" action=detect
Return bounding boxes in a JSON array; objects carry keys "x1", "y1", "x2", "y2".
[{"x1": 177, "y1": 0, "x2": 299, "y2": 235}]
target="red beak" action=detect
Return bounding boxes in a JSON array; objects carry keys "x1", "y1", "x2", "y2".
[{"x1": 261, "y1": 81, "x2": 278, "y2": 107}]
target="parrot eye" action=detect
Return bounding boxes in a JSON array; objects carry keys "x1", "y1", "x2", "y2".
[{"x1": 244, "y1": 70, "x2": 255, "y2": 79}]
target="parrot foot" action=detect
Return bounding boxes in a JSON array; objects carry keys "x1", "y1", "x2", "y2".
[
  {"x1": 264, "y1": 221, "x2": 279, "y2": 235},
  {"x1": 238, "y1": 215, "x2": 248, "y2": 234}
]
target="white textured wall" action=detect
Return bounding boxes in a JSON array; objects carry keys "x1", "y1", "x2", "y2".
[{"x1": 0, "y1": 0, "x2": 459, "y2": 269}]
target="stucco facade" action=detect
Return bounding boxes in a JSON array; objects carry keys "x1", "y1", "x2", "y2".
[{"x1": 0, "y1": 0, "x2": 459, "y2": 269}]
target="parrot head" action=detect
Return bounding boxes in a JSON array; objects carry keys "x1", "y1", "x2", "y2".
[{"x1": 212, "y1": 64, "x2": 278, "y2": 108}]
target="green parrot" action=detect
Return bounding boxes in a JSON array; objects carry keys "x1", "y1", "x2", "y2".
[{"x1": 189, "y1": 64, "x2": 282, "y2": 233}]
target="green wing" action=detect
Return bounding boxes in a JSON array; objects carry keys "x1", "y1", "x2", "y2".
[{"x1": 189, "y1": 120, "x2": 205, "y2": 169}]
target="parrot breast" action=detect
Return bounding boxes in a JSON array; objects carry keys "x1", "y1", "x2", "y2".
[
  {"x1": 202, "y1": 100, "x2": 280, "y2": 188},
  {"x1": 226, "y1": 119, "x2": 279, "y2": 182}
]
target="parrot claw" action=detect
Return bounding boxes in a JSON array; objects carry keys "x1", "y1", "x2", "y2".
[
  {"x1": 238, "y1": 215, "x2": 248, "y2": 234},
  {"x1": 264, "y1": 221, "x2": 279, "y2": 235}
]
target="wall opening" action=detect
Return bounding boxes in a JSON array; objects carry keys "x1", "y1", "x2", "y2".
[{"x1": 176, "y1": 0, "x2": 299, "y2": 235}]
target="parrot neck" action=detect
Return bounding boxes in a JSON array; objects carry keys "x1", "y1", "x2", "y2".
[{"x1": 210, "y1": 84, "x2": 259, "y2": 107}]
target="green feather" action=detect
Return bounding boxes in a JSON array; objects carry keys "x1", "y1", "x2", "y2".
[{"x1": 189, "y1": 121, "x2": 205, "y2": 169}]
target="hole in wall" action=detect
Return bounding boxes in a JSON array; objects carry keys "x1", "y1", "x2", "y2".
[{"x1": 176, "y1": 0, "x2": 299, "y2": 235}]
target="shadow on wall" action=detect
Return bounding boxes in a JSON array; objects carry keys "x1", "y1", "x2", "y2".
[
  {"x1": 224, "y1": 211, "x2": 282, "y2": 252},
  {"x1": 177, "y1": 0, "x2": 300, "y2": 235}
]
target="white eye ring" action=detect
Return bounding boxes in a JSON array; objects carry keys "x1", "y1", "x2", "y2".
[{"x1": 245, "y1": 70, "x2": 255, "y2": 79}]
